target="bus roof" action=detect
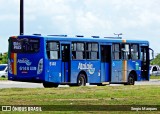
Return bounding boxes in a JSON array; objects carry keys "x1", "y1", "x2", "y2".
[{"x1": 17, "y1": 35, "x2": 149, "y2": 44}]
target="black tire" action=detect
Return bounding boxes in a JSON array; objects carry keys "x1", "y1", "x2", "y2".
[
  {"x1": 77, "y1": 74, "x2": 86, "y2": 86},
  {"x1": 43, "y1": 82, "x2": 59, "y2": 88},
  {"x1": 127, "y1": 74, "x2": 135, "y2": 85}
]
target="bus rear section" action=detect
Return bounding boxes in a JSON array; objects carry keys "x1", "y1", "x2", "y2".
[{"x1": 8, "y1": 36, "x2": 44, "y2": 82}]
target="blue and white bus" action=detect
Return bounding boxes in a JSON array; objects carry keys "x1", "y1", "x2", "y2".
[{"x1": 8, "y1": 35, "x2": 154, "y2": 87}]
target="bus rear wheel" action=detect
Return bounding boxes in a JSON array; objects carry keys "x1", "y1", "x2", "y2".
[
  {"x1": 127, "y1": 74, "x2": 135, "y2": 85},
  {"x1": 43, "y1": 82, "x2": 59, "y2": 88},
  {"x1": 77, "y1": 74, "x2": 86, "y2": 86}
]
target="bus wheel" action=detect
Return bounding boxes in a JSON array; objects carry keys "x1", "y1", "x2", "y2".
[
  {"x1": 127, "y1": 74, "x2": 135, "y2": 85},
  {"x1": 77, "y1": 74, "x2": 86, "y2": 86},
  {"x1": 43, "y1": 82, "x2": 59, "y2": 88}
]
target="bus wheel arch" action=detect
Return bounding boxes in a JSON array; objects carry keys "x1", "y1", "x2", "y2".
[
  {"x1": 127, "y1": 71, "x2": 137, "y2": 85},
  {"x1": 77, "y1": 71, "x2": 87, "y2": 86}
]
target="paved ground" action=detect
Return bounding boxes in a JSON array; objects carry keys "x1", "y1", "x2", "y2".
[
  {"x1": 0, "y1": 81, "x2": 43, "y2": 88},
  {"x1": 135, "y1": 79, "x2": 160, "y2": 85},
  {"x1": 0, "y1": 79, "x2": 159, "y2": 88}
]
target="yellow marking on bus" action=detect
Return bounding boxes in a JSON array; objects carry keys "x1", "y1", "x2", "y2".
[
  {"x1": 11, "y1": 36, "x2": 18, "y2": 38},
  {"x1": 123, "y1": 60, "x2": 127, "y2": 82},
  {"x1": 122, "y1": 39, "x2": 126, "y2": 43},
  {"x1": 13, "y1": 53, "x2": 17, "y2": 75}
]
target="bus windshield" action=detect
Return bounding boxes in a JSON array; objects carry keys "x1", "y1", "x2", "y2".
[{"x1": 10, "y1": 38, "x2": 40, "y2": 53}]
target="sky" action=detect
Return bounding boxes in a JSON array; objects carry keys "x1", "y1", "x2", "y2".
[{"x1": 0, "y1": 0, "x2": 160, "y2": 54}]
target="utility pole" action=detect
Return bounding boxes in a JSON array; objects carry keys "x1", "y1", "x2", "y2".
[{"x1": 20, "y1": 0, "x2": 24, "y2": 35}]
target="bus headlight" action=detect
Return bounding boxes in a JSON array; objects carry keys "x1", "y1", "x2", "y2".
[{"x1": 37, "y1": 58, "x2": 43, "y2": 74}]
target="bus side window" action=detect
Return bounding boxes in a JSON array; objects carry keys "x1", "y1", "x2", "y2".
[
  {"x1": 77, "y1": 43, "x2": 85, "y2": 59},
  {"x1": 86, "y1": 43, "x2": 99, "y2": 60},
  {"x1": 112, "y1": 44, "x2": 121, "y2": 60},
  {"x1": 91, "y1": 43, "x2": 99, "y2": 60},
  {"x1": 86, "y1": 43, "x2": 91, "y2": 59},
  {"x1": 50, "y1": 51, "x2": 58, "y2": 59},
  {"x1": 131, "y1": 44, "x2": 139, "y2": 60},
  {"x1": 76, "y1": 52, "x2": 83, "y2": 59},
  {"x1": 46, "y1": 41, "x2": 60, "y2": 60},
  {"x1": 72, "y1": 42, "x2": 85, "y2": 60},
  {"x1": 71, "y1": 43, "x2": 76, "y2": 59},
  {"x1": 121, "y1": 44, "x2": 130, "y2": 60}
]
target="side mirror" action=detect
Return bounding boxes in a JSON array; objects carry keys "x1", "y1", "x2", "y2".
[{"x1": 149, "y1": 48, "x2": 154, "y2": 61}]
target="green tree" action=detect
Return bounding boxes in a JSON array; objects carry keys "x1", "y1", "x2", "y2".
[
  {"x1": 151, "y1": 53, "x2": 160, "y2": 66},
  {"x1": 0, "y1": 53, "x2": 8, "y2": 64}
]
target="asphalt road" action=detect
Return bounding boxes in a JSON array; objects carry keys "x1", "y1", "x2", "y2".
[{"x1": 0, "y1": 79, "x2": 160, "y2": 88}]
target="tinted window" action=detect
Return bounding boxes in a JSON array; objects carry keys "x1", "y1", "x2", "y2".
[
  {"x1": 10, "y1": 38, "x2": 40, "y2": 53},
  {"x1": 131, "y1": 44, "x2": 139, "y2": 60},
  {"x1": 77, "y1": 43, "x2": 84, "y2": 51},
  {"x1": 86, "y1": 43, "x2": 99, "y2": 60},
  {"x1": 46, "y1": 41, "x2": 60, "y2": 60},
  {"x1": 112, "y1": 44, "x2": 121, "y2": 60},
  {"x1": 72, "y1": 42, "x2": 85, "y2": 60},
  {"x1": 92, "y1": 43, "x2": 98, "y2": 51},
  {"x1": 121, "y1": 44, "x2": 130, "y2": 60}
]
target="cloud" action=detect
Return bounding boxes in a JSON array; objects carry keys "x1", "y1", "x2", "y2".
[
  {"x1": 24, "y1": 0, "x2": 72, "y2": 15},
  {"x1": 3, "y1": 0, "x2": 160, "y2": 31},
  {"x1": 1, "y1": 0, "x2": 160, "y2": 53},
  {"x1": 20, "y1": 0, "x2": 160, "y2": 33},
  {"x1": 109, "y1": 0, "x2": 160, "y2": 27},
  {"x1": 0, "y1": 14, "x2": 18, "y2": 21},
  {"x1": 0, "y1": 0, "x2": 18, "y2": 21}
]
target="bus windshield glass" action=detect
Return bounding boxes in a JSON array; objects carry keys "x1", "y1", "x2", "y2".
[{"x1": 10, "y1": 38, "x2": 40, "y2": 53}]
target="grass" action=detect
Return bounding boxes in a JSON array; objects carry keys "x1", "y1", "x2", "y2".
[
  {"x1": 0, "y1": 78, "x2": 160, "y2": 113},
  {"x1": 0, "y1": 77, "x2": 7, "y2": 80},
  {"x1": 150, "y1": 75, "x2": 160, "y2": 79},
  {"x1": 0, "y1": 86, "x2": 160, "y2": 113},
  {"x1": 0, "y1": 86, "x2": 160, "y2": 105}
]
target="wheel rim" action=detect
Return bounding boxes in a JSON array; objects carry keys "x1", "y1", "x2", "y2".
[
  {"x1": 129, "y1": 76, "x2": 134, "y2": 85},
  {"x1": 78, "y1": 75, "x2": 86, "y2": 86},
  {"x1": 79, "y1": 77, "x2": 84, "y2": 86}
]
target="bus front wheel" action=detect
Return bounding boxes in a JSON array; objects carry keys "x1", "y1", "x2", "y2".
[
  {"x1": 43, "y1": 82, "x2": 59, "y2": 88},
  {"x1": 77, "y1": 74, "x2": 86, "y2": 86},
  {"x1": 127, "y1": 74, "x2": 135, "y2": 85}
]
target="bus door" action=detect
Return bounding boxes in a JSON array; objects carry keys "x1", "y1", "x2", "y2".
[
  {"x1": 100, "y1": 45, "x2": 111, "y2": 82},
  {"x1": 61, "y1": 44, "x2": 71, "y2": 83},
  {"x1": 140, "y1": 46, "x2": 149, "y2": 80}
]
